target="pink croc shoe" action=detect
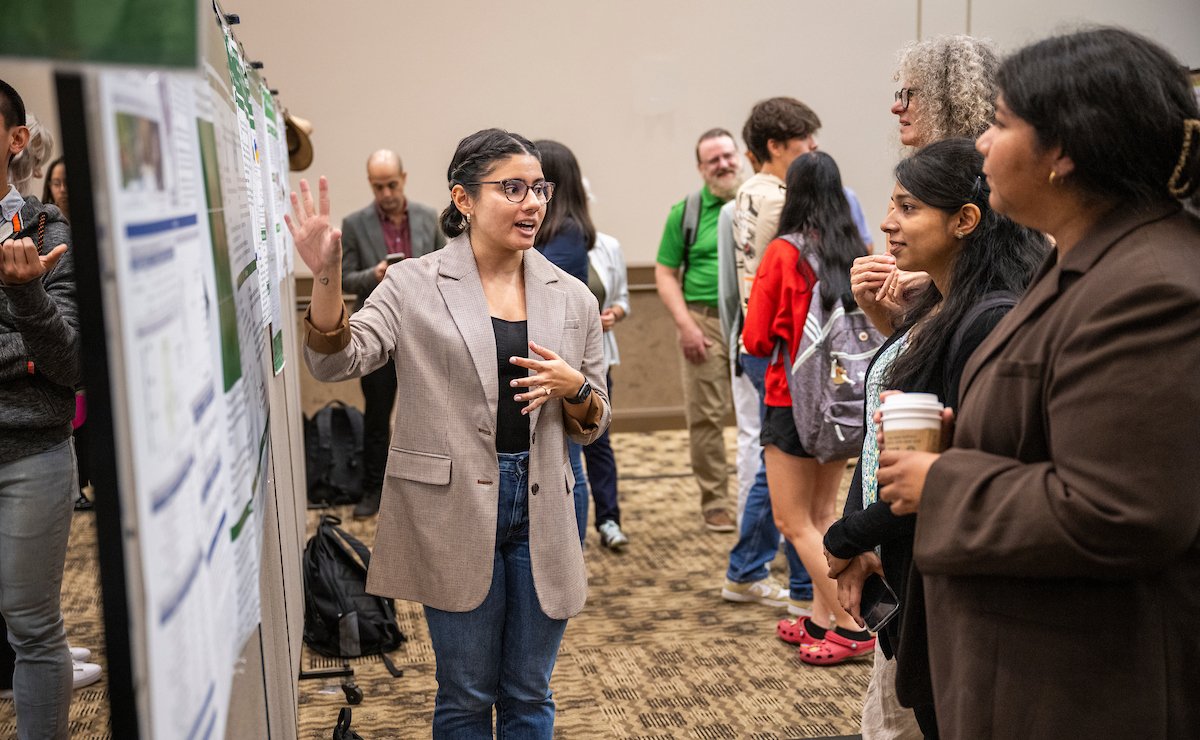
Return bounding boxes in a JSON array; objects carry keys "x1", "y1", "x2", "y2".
[
  {"x1": 776, "y1": 616, "x2": 818, "y2": 647},
  {"x1": 797, "y1": 630, "x2": 875, "y2": 666}
]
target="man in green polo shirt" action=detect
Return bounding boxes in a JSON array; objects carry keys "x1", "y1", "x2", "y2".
[{"x1": 655, "y1": 128, "x2": 743, "y2": 532}]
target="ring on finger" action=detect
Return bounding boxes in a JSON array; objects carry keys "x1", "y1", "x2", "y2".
[{"x1": 544, "y1": 386, "x2": 552, "y2": 398}]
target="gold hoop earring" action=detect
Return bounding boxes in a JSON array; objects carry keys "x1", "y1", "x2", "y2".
[{"x1": 1048, "y1": 170, "x2": 1058, "y2": 185}]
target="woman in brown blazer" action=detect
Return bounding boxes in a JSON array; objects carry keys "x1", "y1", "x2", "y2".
[
  {"x1": 288, "y1": 129, "x2": 610, "y2": 738},
  {"x1": 876, "y1": 28, "x2": 1200, "y2": 738}
]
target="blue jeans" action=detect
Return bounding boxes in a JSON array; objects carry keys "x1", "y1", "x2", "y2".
[
  {"x1": 569, "y1": 442, "x2": 588, "y2": 543},
  {"x1": 0, "y1": 440, "x2": 76, "y2": 740},
  {"x1": 423, "y1": 452, "x2": 568, "y2": 739},
  {"x1": 725, "y1": 354, "x2": 813, "y2": 600}
]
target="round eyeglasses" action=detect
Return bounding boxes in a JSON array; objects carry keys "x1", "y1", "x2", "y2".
[
  {"x1": 894, "y1": 87, "x2": 918, "y2": 111},
  {"x1": 465, "y1": 179, "x2": 555, "y2": 204}
]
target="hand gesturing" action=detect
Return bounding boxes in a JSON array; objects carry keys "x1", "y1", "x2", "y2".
[
  {"x1": 284, "y1": 177, "x2": 342, "y2": 278},
  {"x1": 0, "y1": 237, "x2": 67, "y2": 286}
]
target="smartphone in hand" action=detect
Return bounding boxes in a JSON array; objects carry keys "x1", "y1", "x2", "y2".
[
  {"x1": 385, "y1": 253, "x2": 404, "y2": 264},
  {"x1": 861, "y1": 574, "x2": 900, "y2": 632}
]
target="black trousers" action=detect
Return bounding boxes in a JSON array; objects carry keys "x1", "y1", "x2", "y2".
[
  {"x1": 581, "y1": 372, "x2": 620, "y2": 527},
  {"x1": 360, "y1": 358, "x2": 397, "y2": 497}
]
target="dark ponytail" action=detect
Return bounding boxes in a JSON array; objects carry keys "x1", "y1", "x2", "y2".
[{"x1": 441, "y1": 128, "x2": 540, "y2": 237}]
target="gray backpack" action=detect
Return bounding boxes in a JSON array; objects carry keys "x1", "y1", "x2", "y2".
[{"x1": 779, "y1": 234, "x2": 883, "y2": 462}]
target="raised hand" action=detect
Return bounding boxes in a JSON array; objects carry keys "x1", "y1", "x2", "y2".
[
  {"x1": 284, "y1": 177, "x2": 342, "y2": 278},
  {"x1": 850, "y1": 254, "x2": 897, "y2": 310},
  {"x1": 0, "y1": 238, "x2": 67, "y2": 286}
]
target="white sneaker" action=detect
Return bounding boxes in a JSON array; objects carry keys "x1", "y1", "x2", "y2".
[
  {"x1": 786, "y1": 597, "x2": 813, "y2": 617},
  {"x1": 69, "y1": 646, "x2": 92, "y2": 663},
  {"x1": 721, "y1": 577, "x2": 789, "y2": 607},
  {"x1": 597, "y1": 520, "x2": 629, "y2": 550},
  {"x1": 0, "y1": 661, "x2": 102, "y2": 700},
  {"x1": 73, "y1": 662, "x2": 102, "y2": 691}
]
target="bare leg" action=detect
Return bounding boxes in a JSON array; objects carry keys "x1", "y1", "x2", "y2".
[{"x1": 764, "y1": 445, "x2": 859, "y2": 632}]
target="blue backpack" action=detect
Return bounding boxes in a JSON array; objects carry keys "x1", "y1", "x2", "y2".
[{"x1": 778, "y1": 234, "x2": 884, "y2": 462}]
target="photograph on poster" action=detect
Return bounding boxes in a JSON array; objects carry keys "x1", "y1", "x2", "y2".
[{"x1": 116, "y1": 112, "x2": 166, "y2": 192}]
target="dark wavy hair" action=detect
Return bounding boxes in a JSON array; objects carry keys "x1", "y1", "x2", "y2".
[
  {"x1": 997, "y1": 27, "x2": 1200, "y2": 204},
  {"x1": 441, "y1": 128, "x2": 540, "y2": 237},
  {"x1": 742, "y1": 97, "x2": 821, "y2": 165},
  {"x1": 774, "y1": 151, "x2": 865, "y2": 311},
  {"x1": 886, "y1": 138, "x2": 1049, "y2": 389},
  {"x1": 532, "y1": 140, "x2": 596, "y2": 251}
]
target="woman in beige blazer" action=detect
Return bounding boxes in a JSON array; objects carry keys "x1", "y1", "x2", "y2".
[
  {"x1": 288, "y1": 129, "x2": 610, "y2": 738},
  {"x1": 875, "y1": 29, "x2": 1200, "y2": 738}
]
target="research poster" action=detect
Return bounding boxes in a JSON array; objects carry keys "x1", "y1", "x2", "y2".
[
  {"x1": 96, "y1": 68, "x2": 234, "y2": 740},
  {"x1": 94, "y1": 53, "x2": 290, "y2": 737}
]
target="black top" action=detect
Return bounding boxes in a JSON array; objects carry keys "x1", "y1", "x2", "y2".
[
  {"x1": 492, "y1": 317, "x2": 531, "y2": 453},
  {"x1": 824, "y1": 297, "x2": 1013, "y2": 708}
]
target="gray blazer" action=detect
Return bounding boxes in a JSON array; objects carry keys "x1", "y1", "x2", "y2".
[
  {"x1": 340, "y1": 200, "x2": 445, "y2": 310},
  {"x1": 305, "y1": 235, "x2": 610, "y2": 618}
]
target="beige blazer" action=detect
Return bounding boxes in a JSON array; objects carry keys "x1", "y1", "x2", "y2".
[{"x1": 304, "y1": 235, "x2": 610, "y2": 619}]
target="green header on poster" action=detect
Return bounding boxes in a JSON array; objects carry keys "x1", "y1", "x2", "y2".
[{"x1": 3, "y1": 0, "x2": 197, "y2": 68}]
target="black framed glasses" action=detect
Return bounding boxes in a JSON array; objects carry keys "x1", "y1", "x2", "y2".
[
  {"x1": 894, "y1": 87, "x2": 918, "y2": 111},
  {"x1": 466, "y1": 179, "x2": 555, "y2": 204}
]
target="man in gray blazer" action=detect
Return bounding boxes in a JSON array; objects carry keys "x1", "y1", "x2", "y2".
[{"x1": 341, "y1": 149, "x2": 445, "y2": 517}]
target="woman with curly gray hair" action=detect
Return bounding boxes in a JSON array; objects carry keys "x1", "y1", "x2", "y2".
[
  {"x1": 854, "y1": 35, "x2": 1002, "y2": 337},
  {"x1": 892, "y1": 35, "x2": 999, "y2": 147}
]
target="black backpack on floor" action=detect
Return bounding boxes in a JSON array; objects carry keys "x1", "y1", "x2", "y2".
[
  {"x1": 303, "y1": 516, "x2": 405, "y2": 670},
  {"x1": 304, "y1": 401, "x2": 365, "y2": 505}
]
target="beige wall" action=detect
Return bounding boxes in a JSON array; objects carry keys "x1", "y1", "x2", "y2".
[
  {"x1": 230, "y1": 0, "x2": 1199, "y2": 273},
  {"x1": 9, "y1": 2, "x2": 1199, "y2": 263},
  {"x1": 265, "y1": 0, "x2": 1200, "y2": 430}
]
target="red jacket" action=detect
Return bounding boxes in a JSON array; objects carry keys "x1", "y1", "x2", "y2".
[{"x1": 742, "y1": 237, "x2": 816, "y2": 407}]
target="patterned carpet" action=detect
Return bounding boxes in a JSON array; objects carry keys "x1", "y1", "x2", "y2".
[
  {"x1": 296, "y1": 429, "x2": 868, "y2": 740},
  {"x1": 2, "y1": 429, "x2": 868, "y2": 739}
]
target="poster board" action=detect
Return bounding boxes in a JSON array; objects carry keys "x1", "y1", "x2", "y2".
[{"x1": 57, "y1": 4, "x2": 305, "y2": 737}]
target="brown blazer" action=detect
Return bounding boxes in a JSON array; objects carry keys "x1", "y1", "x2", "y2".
[
  {"x1": 304, "y1": 235, "x2": 610, "y2": 619},
  {"x1": 914, "y1": 204, "x2": 1200, "y2": 738}
]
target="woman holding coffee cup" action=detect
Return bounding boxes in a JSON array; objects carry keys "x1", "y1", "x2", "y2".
[
  {"x1": 876, "y1": 28, "x2": 1200, "y2": 737},
  {"x1": 823, "y1": 138, "x2": 1046, "y2": 735}
]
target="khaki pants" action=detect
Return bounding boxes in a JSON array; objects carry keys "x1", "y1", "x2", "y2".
[
  {"x1": 861, "y1": 642, "x2": 923, "y2": 740},
  {"x1": 681, "y1": 307, "x2": 731, "y2": 512}
]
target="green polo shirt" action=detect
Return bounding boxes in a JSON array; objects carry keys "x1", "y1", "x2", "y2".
[{"x1": 656, "y1": 185, "x2": 725, "y2": 306}]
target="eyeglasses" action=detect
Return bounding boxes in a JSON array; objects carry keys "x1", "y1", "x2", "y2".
[
  {"x1": 894, "y1": 87, "x2": 918, "y2": 111},
  {"x1": 465, "y1": 179, "x2": 555, "y2": 204}
]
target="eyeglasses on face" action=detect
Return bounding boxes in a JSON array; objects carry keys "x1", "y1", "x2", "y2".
[
  {"x1": 465, "y1": 179, "x2": 555, "y2": 204},
  {"x1": 894, "y1": 87, "x2": 918, "y2": 111}
]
